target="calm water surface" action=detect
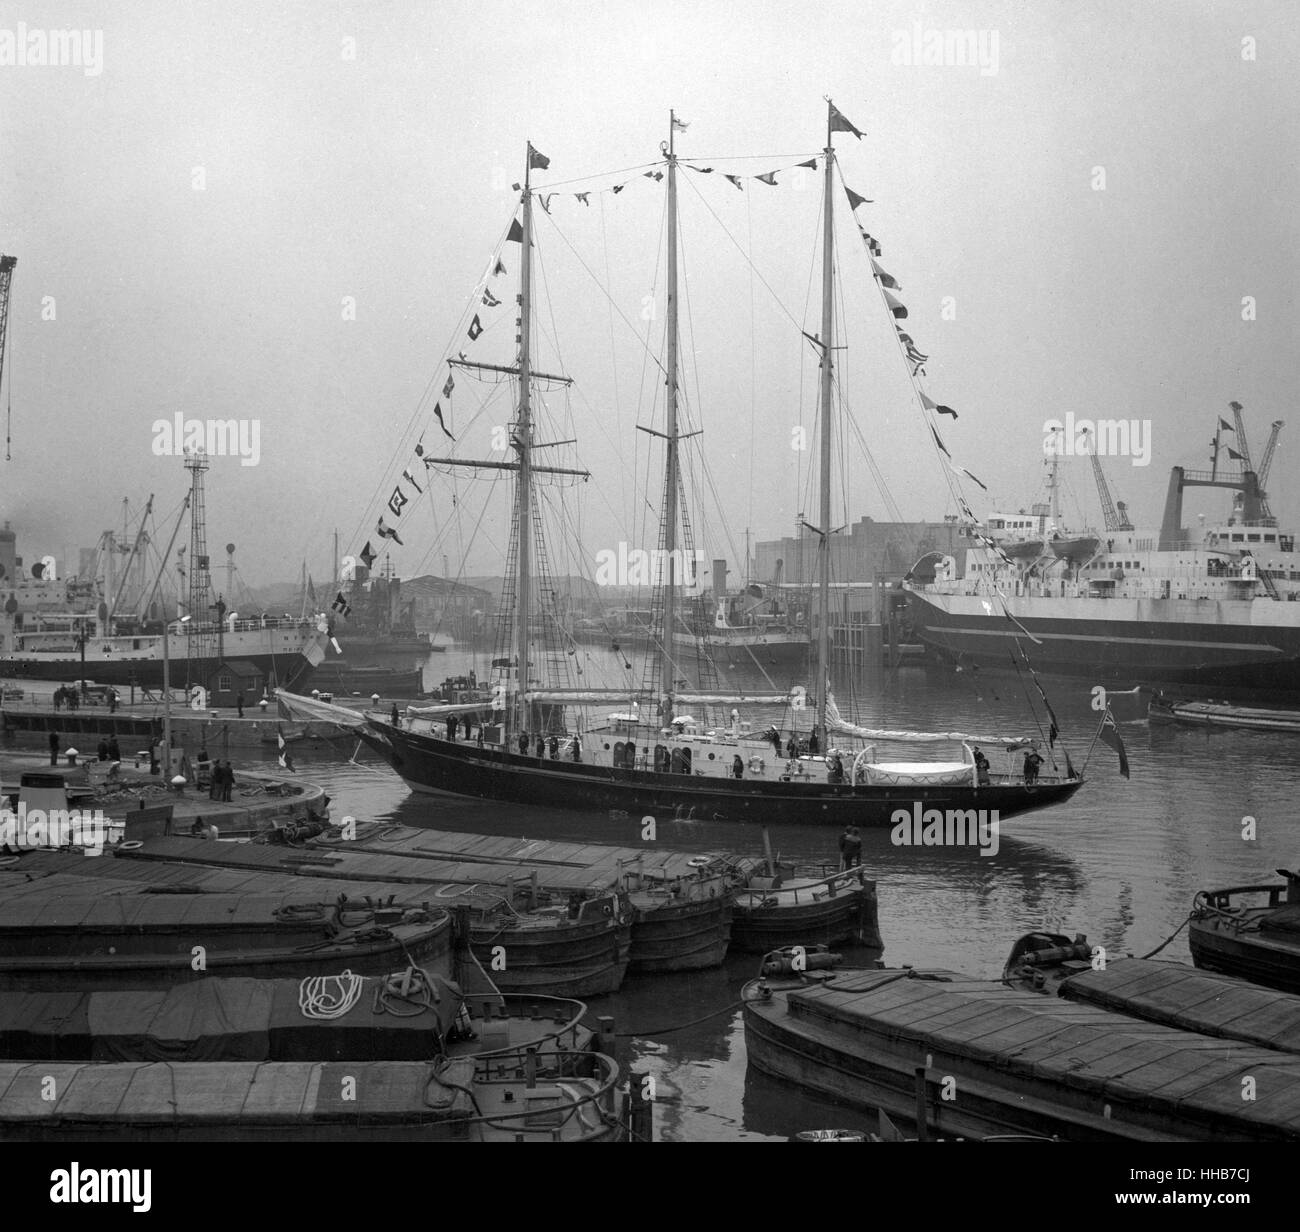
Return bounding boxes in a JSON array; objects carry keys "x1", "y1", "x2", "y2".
[{"x1": 247, "y1": 646, "x2": 1296, "y2": 1141}]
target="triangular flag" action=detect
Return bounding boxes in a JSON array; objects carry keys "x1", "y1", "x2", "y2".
[
  {"x1": 643, "y1": 171, "x2": 664, "y2": 181},
  {"x1": 482, "y1": 289, "x2": 500, "y2": 307},
  {"x1": 433, "y1": 403, "x2": 455, "y2": 440},
  {"x1": 936, "y1": 405, "x2": 957, "y2": 419},
  {"x1": 576, "y1": 192, "x2": 590, "y2": 206},
  {"x1": 1227, "y1": 447, "x2": 1244, "y2": 461},
  {"x1": 402, "y1": 468, "x2": 423, "y2": 494},
  {"x1": 493, "y1": 258, "x2": 507, "y2": 276},
  {"x1": 828, "y1": 102, "x2": 864, "y2": 139},
  {"x1": 870, "y1": 258, "x2": 898, "y2": 289},
  {"x1": 376, "y1": 517, "x2": 403, "y2": 546},
  {"x1": 724, "y1": 174, "x2": 744, "y2": 191},
  {"x1": 359, "y1": 542, "x2": 376, "y2": 569},
  {"x1": 756, "y1": 171, "x2": 778, "y2": 186},
  {"x1": 442, "y1": 374, "x2": 455, "y2": 398},
  {"x1": 1099, "y1": 707, "x2": 1130, "y2": 779},
  {"x1": 845, "y1": 186, "x2": 872, "y2": 210},
  {"x1": 611, "y1": 183, "x2": 625, "y2": 193},
  {"x1": 1218, "y1": 417, "x2": 1234, "y2": 431},
  {"x1": 686, "y1": 165, "x2": 714, "y2": 174},
  {"x1": 539, "y1": 193, "x2": 554, "y2": 214},
  {"x1": 506, "y1": 219, "x2": 523, "y2": 243},
  {"x1": 797, "y1": 159, "x2": 818, "y2": 170},
  {"x1": 858, "y1": 228, "x2": 881, "y2": 256},
  {"x1": 931, "y1": 426, "x2": 951, "y2": 458},
  {"x1": 672, "y1": 115, "x2": 690, "y2": 132},
  {"x1": 468, "y1": 315, "x2": 483, "y2": 340},
  {"x1": 882, "y1": 288, "x2": 907, "y2": 319}
]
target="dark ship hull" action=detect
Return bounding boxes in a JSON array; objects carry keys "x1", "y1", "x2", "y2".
[{"x1": 360, "y1": 721, "x2": 1081, "y2": 827}]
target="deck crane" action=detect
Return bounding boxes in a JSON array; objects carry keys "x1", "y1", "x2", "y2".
[
  {"x1": 1256, "y1": 419, "x2": 1284, "y2": 522},
  {"x1": 0, "y1": 255, "x2": 16, "y2": 460},
  {"x1": 1081, "y1": 427, "x2": 1134, "y2": 532}
]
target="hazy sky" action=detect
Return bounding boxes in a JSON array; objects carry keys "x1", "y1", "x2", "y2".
[{"x1": 1, "y1": 1, "x2": 1295, "y2": 594}]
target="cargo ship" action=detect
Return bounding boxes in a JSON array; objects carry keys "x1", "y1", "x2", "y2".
[{"x1": 904, "y1": 406, "x2": 1300, "y2": 700}]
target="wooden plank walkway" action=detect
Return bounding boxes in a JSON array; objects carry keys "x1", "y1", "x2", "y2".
[{"x1": 788, "y1": 969, "x2": 1300, "y2": 1139}]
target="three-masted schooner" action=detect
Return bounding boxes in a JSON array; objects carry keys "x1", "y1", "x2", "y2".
[{"x1": 359, "y1": 103, "x2": 1084, "y2": 826}]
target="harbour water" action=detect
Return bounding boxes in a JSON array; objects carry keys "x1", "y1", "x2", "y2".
[{"x1": 227, "y1": 642, "x2": 1296, "y2": 1142}]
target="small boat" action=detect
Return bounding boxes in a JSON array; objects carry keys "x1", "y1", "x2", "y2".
[
  {"x1": 1149, "y1": 692, "x2": 1300, "y2": 732},
  {"x1": 1003, "y1": 538, "x2": 1045, "y2": 560},
  {"x1": 1049, "y1": 533, "x2": 1101, "y2": 565},
  {"x1": 0, "y1": 893, "x2": 454, "y2": 992},
  {"x1": 729, "y1": 866, "x2": 880, "y2": 953},
  {"x1": 1189, "y1": 871, "x2": 1300, "y2": 994},
  {"x1": 742, "y1": 958, "x2": 1300, "y2": 1140}
]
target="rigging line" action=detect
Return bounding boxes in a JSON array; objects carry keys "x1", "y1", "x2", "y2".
[
  {"x1": 532, "y1": 159, "x2": 667, "y2": 192},
  {"x1": 346, "y1": 208, "x2": 521, "y2": 553},
  {"x1": 679, "y1": 151, "x2": 820, "y2": 163},
  {"x1": 3, "y1": 317, "x2": 11, "y2": 461},
  {"x1": 679, "y1": 172, "x2": 804, "y2": 336},
  {"x1": 746, "y1": 186, "x2": 756, "y2": 579},
  {"x1": 536, "y1": 206, "x2": 669, "y2": 383}
]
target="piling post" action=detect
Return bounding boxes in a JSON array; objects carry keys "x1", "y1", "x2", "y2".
[
  {"x1": 594, "y1": 1015, "x2": 617, "y2": 1055},
  {"x1": 914, "y1": 1065, "x2": 930, "y2": 1142},
  {"x1": 626, "y1": 1070, "x2": 653, "y2": 1143}
]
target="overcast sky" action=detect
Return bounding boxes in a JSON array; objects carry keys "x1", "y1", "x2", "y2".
[{"x1": 1, "y1": 0, "x2": 1295, "y2": 594}]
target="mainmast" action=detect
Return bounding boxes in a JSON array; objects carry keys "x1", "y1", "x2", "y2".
[
  {"x1": 659, "y1": 112, "x2": 682, "y2": 727},
  {"x1": 515, "y1": 150, "x2": 536, "y2": 736},
  {"x1": 814, "y1": 103, "x2": 836, "y2": 751}
]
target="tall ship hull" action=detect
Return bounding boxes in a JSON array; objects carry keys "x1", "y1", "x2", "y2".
[
  {"x1": 904, "y1": 588, "x2": 1300, "y2": 699},
  {"x1": 360, "y1": 721, "x2": 1080, "y2": 827}
]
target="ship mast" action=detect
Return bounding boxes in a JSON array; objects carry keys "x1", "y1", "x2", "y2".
[
  {"x1": 515, "y1": 151, "x2": 536, "y2": 736},
  {"x1": 659, "y1": 112, "x2": 682, "y2": 727},
  {"x1": 813, "y1": 102, "x2": 836, "y2": 751}
]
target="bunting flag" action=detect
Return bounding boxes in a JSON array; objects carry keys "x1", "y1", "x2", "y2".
[
  {"x1": 1098, "y1": 707, "x2": 1130, "y2": 778},
  {"x1": 611, "y1": 184, "x2": 625, "y2": 193},
  {"x1": 882, "y1": 288, "x2": 907, "y2": 319},
  {"x1": 468, "y1": 315, "x2": 483, "y2": 340},
  {"x1": 331, "y1": 591, "x2": 352, "y2": 618},
  {"x1": 528, "y1": 143, "x2": 550, "y2": 170},
  {"x1": 402, "y1": 468, "x2": 423, "y2": 494},
  {"x1": 1218, "y1": 417, "x2": 1234, "y2": 431},
  {"x1": 442, "y1": 374, "x2": 455, "y2": 399},
  {"x1": 936, "y1": 404, "x2": 957, "y2": 418},
  {"x1": 845, "y1": 186, "x2": 872, "y2": 210},
  {"x1": 829, "y1": 102, "x2": 864, "y2": 139},
  {"x1": 576, "y1": 192, "x2": 590, "y2": 206},
  {"x1": 756, "y1": 171, "x2": 779, "y2": 186},
  {"x1": 871, "y1": 258, "x2": 899, "y2": 289},
  {"x1": 377, "y1": 517, "x2": 403, "y2": 546},
  {"x1": 949, "y1": 462, "x2": 988, "y2": 491},
  {"x1": 388, "y1": 487, "x2": 409, "y2": 517},
  {"x1": 414, "y1": 441, "x2": 424, "y2": 457},
  {"x1": 919, "y1": 391, "x2": 955, "y2": 418},
  {"x1": 482, "y1": 289, "x2": 500, "y2": 307},
  {"x1": 797, "y1": 158, "x2": 818, "y2": 170},
  {"x1": 858, "y1": 227, "x2": 882, "y2": 256},
  {"x1": 1227, "y1": 447, "x2": 1244, "y2": 461},
  {"x1": 539, "y1": 194, "x2": 554, "y2": 214},
  {"x1": 672, "y1": 115, "x2": 690, "y2": 132},
  {"x1": 506, "y1": 219, "x2": 523, "y2": 243},
  {"x1": 931, "y1": 426, "x2": 950, "y2": 457},
  {"x1": 433, "y1": 403, "x2": 455, "y2": 440},
  {"x1": 359, "y1": 542, "x2": 376, "y2": 570},
  {"x1": 724, "y1": 174, "x2": 744, "y2": 191},
  {"x1": 493, "y1": 258, "x2": 507, "y2": 275},
  {"x1": 643, "y1": 171, "x2": 664, "y2": 181},
  {"x1": 277, "y1": 728, "x2": 296, "y2": 772},
  {"x1": 686, "y1": 164, "x2": 714, "y2": 174}
]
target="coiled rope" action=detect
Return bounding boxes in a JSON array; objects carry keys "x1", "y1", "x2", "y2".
[{"x1": 299, "y1": 970, "x2": 365, "y2": 1019}]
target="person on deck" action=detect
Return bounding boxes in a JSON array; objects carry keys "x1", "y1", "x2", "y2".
[
  {"x1": 1022, "y1": 746, "x2": 1044, "y2": 785},
  {"x1": 571, "y1": 734, "x2": 581, "y2": 762},
  {"x1": 447, "y1": 714, "x2": 458, "y2": 741},
  {"x1": 548, "y1": 735, "x2": 559, "y2": 759},
  {"x1": 973, "y1": 746, "x2": 991, "y2": 786},
  {"x1": 108, "y1": 736, "x2": 121, "y2": 762},
  {"x1": 808, "y1": 731, "x2": 820, "y2": 756},
  {"x1": 236, "y1": 692, "x2": 245, "y2": 719},
  {"x1": 518, "y1": 732, "x2": 529, "y2": 755},
  {"x1": 732, "y1": 754, "x2": 745, "y2": 779},
  {"x1": 390, "y1": 703, "x2": 400, "y2": 726},
  {"x1": 843, "y1": 826, "x2": 862, "y2": 868},
  {"x1": 786, "y1": 736, "x2": 797, "y2": 760},
  {"x1": 771, "y1": 728, "x2": 783, "y2": 756},
  {"x1": 49, "y1": 731, "x2": 60, "y2": 766},
  {"x1": 97, "y1": 737, "x2": 109, "y2": 762},
  {"x1": 535, "y1": 734, "x2": 546, "y2": 759},
  {"x1": 828, "y1": 752, "x2": 845, "y2": 784}
]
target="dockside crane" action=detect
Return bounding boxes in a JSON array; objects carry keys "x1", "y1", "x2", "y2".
[
  {"x1": 1256, "y1": 419, "x2": 1284, "y2": 522},
  {"x1": 0, "y1": 254, "x2": 16, "y2": 460}
]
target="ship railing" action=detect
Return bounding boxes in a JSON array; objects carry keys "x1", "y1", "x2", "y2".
[
  {"x1": 741, "y1": 866, "x2": 867, "y2": 903},
  {"x1": 463, "y1": 994, "x2": 592, "y2": 1069},
  {"x1": 1194, "y1": 884, "x2": 1289, "y2": 914}
]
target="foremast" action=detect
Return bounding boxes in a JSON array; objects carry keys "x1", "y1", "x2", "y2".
[
  {"x1": 515, "y1": 153, "x2": 536, "y2": 736},
  {"x1": 659, "y1": 112, "x2": 683, "y2": 728},
  {"x1": 813, "y1": 102, "x2": 837, "y2": 752}
]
